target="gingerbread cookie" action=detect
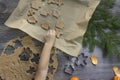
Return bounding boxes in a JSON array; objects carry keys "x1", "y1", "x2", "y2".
[
  {"x1": 27, "y1": 8, "x2": 36, "y2": 16},
  {"x1": 40, "y1": 9, "x2": 50, "y2": 17},
  {"x1": 56, "y1": 0, "x2": 64, "y2": 6},
  {"x1": 52, "y1": 10, "x2": 60, "y2": 18},
  {"x1": 41, "y1": 21, "x2": 51, "y2": 30},
  {"x1": 27, "y1": 15, "x2": 37, "y2": 24},
  {"x1": 55, "y1": 28, "x2": 63, "y2": 38},
  {"x1": 48, "y1": 0, "x2": 63, "y2": 6},
  {"x1": 31, "y1": 1, "x2": 42, "y2": 10},
  {"x1": 48, "y1": 0, "x2": 56, "y2": 4},
  {"x1": 56, "y1": 21, "x2": 64, "y2": 29}
]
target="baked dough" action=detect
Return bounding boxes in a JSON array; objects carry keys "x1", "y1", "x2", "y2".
[
  {"x1": 27, "y1": 15, "x2": 37, "y2": 24},
  {"x1": 27, "y1": 8, "x2": 36, "y2": 16},
  {"x1": 52, "y1": 10, "x2": 60, "y2": 18},
  {"x1": 40, "y1": 9, "x2": 50, "y2": 16},
  {"x1": 31, "y1": 1, "x2": 42, "y2": 10},
  {"x1": 48, "y1": 0, "x2": 56, "y2": 4},
  {"x1": 41, "y1": 21, "x2": 51, "y2": 30},
  {"x1": 56, "y1": 0, "x2": 64, "y2": 6},
  {"x1": 55, "y1": 28, "x2": 63, "y2": 38},
  {"x1": 48, "y1": 0, "x2": 63, "y2": 6},
  {"x1": 56, "y1": 21, "x2": 64, "y2": 29}
]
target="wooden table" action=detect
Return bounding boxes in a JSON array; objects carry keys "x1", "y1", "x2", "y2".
[{"x1": 0, "y1": 0, "x2": 120, "y2": 80}]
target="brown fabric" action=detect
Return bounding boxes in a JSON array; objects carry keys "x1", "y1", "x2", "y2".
[
  {"x1": 0, "y1": 36, "x2": 58, "y2": 80},
  {"x1": 5, "y1": 0, "x2": 100, "y2": 57}
]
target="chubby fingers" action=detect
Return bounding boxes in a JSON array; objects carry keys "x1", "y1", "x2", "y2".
[{"x1": 48, "y1": 29, "x2": 56, "y2": 36}]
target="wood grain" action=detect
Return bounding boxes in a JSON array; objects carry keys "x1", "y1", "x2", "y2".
[{"x1": 0, "y1": 0, "x2": 120, "y2": 80}]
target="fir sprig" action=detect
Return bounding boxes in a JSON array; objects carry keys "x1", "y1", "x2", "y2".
[{"x1": 83, "y1": 0, "x2": 120, "y2": 57}]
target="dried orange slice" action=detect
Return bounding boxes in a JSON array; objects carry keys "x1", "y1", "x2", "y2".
[
  {"x1": 113, "y1": 66, "x2": 120, "y2": 77},
  {"x1": 113, "y1": 66, "x2": 119, "y2": 72},
  {"x1": 114, "y1": 76, "x2": 120, "y2": 80},
  {"x1": 70, "y1": 76, "x2": 80, "y2": 80},
  {"x1": 90, "y1": 55, "x2": 98, "y2": 65},
  {"x1": 116, "y1": 70, "x2": 120, "y2": 77}
]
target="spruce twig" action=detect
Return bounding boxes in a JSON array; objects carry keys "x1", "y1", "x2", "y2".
[{"x1": 83, "y1": 0, "x2": 120, "y2": 57}]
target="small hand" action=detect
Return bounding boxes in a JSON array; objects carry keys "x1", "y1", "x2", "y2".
[{"x1": 44, "y1": 29, "x2": 56, "y2": 47}]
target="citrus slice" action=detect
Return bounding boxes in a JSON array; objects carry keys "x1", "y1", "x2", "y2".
[
  {"x1": 114, "y1": 76, "x2": 120, "y2": 80},
  {"x1": 70, "y1": 76, "x2": 80, "y2": 80},
  {"x1": 113, "y1": 66, "x2": 120, "y2": 77},
  {"x1": 90, "y1": 55, "x2": 98, "y2": 65}
]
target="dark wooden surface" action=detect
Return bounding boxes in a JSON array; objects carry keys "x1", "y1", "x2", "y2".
[{"x1": 0, "y1": 0, "x2": 120, "y2": 80}]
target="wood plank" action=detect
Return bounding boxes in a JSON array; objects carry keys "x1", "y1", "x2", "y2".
[
  {"x1": 54, "y1": 48, "x2": 120, "y2": 80},
  {"x1": 0, "y1": 0, "x2": 120, "y2": 80}
]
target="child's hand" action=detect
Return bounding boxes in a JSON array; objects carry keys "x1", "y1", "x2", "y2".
[{"x1": 44, "y1": 30, "x2": 56, "y2": 46}]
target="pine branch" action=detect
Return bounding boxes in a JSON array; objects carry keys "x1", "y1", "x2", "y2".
[{"x1": 83, "y1": 0, "x2": 120, "y2": 57}]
